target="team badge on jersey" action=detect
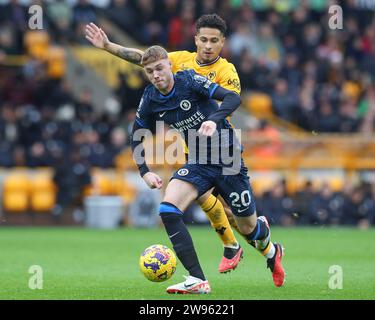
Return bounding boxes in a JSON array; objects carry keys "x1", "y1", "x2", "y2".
[
  {"x1": 207, "y1": 71, "x2": 216, "y2": 81},
  {"x1": 177, "y1": 168, "x2": 189, "y2": 176},
  {"x1": 180, "y1": 100, "x2": 191, "y2": 111}
]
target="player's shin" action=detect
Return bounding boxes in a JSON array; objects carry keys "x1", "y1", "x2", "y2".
[
  {"x1": 226, "y1": 209, "x2": 249, "y2": 241},
  {"x1": 244, "y1": 216, "x2": 275, "y2": 259},
  {"x1": 159, "y1": 202, "x2": 206, "y2": 281}
]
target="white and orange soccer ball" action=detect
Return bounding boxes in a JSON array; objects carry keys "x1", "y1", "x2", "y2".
[{"x1": 139, "y1": 244, "x2": 177, "y2": 282}]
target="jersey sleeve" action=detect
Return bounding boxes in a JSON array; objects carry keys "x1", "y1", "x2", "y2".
[
  {"x1": 168, "y1": 51, "x2": 185, "y2": 74},
  {"x1": 218, "y1": 63, "x2": 241, "y2": 95},
  {"x1": 135, "y1": 90, "x2": 154, "y2": 130},
  {"x1": 187, "y1": 70, "x2": 219, "y2": 99}
]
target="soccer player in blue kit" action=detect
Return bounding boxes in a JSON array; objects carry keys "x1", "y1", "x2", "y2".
[{"x1": 131, "y1": 46, "x2": 285, "y2": 294}]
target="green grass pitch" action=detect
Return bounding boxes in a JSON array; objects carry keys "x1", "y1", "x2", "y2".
[{"x1": 0, "y1": 226, "x2": 374, "y2": 300}]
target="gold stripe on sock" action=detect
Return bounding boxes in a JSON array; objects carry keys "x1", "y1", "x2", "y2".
[{"x1": 261, "y1": 242, "x2": 272, "y2": 256}]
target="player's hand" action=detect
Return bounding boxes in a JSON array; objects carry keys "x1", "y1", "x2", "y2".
[
  {"x1": 198, "y1": 121, "x2": 217, "y2": 137},
  {"x1": 143, "y1": 172, "x2": 163, "y2": 189},
  {"x1": 85, "y1": 22, "x2": 110, "y2": 49}
]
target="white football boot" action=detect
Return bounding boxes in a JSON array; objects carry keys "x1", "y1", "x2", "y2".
[{"x1": 166, "y1": 275, "x2": 211, "y2": 294}]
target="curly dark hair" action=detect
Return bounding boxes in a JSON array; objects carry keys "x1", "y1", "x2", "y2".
[{"x1": 195, "y1": 14, "x2": 227, "y2": 36}]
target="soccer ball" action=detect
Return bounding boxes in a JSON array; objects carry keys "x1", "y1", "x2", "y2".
[{"x1": 139, "y1": 244, "x2": 177, "y2": 282}]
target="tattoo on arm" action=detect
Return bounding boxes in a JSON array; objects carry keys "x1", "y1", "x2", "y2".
[{"x1": 116, "y1": 48, "x2": 142, "y2": 65}]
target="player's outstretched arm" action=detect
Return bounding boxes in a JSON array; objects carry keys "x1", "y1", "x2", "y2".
[
  {"x1": 85, "y1": 22, "x2": 144, "y2": 66},
  {"x1": 131, "y1": 122, "x2": 162, "y2": 189}
]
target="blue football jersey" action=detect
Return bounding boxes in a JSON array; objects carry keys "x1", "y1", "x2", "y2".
[{"x1": 135, "y1": 69, "x2": 242, "y2": 167}]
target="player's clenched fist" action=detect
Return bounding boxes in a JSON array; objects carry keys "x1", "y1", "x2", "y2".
[
  {"x1": 198, "y1": 120, "x2": 217, "y2": 137},
  {"x1": 143, "y1": 172, "x2": 163, "y2": 189}
]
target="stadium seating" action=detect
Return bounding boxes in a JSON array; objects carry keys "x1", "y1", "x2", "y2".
[
  {"x1": 245, "y1": 93, "x2": 273, "y2": 119},
  {"x1": 2, "y1": 172, "x2": 30, "y2": 212},
  {"x1": 83, "y1": 169, "x2": 138, "y2": 204},
  {"x1": 30, "y1": 172, "x2": 56, "y2": 212}
]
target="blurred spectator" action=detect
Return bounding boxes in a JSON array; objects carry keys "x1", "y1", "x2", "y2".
[
  {"x1": 309, "y1": 183, "x2": 340, "y2": 225},
  {"x1": 254, "y1": 23, "x2": 283, "y2": 70},
  {"x1": 338, "y1": 97, "x2": 361, "y2": 133},
  {"x1": 236, "y1": 50, "x2": 258, "y2": 91},
  {"x1": 317, "y1": 100, "x2": 340, "y2": 132},
  {"x1": 52, "y1": 149, "x2": 91, "y2": 217},
  {"x1": 258, "y1": 180, "x2": 294, "y2": 226},
  {"x1": 279, "y1": 52, "x2": 301, "y2": 94},
  {"x1": 26, "y1": 142, "x2": 53, "y2": 167},
  {"x1": 0, "y1": 0, "x2": 27, "y2": 54},
  {"x1": 73, "y1": 0, "x2": 97, "y2": 27},
  {"x1": 133, "y1": 0, "x2": 166, "y2": 45},
  {"x1": 108, "y1": 126, "x2": 129, "y2": 164},
  {"x1": 116, "y1": 70, "x2": 147, "y2": 114},
  {"x1": 0, "y1": 25, "x2": 19, "y2": 55},
  {"x1": 271, "y1": 78, "x2": 295, "y2": 121},
  {"x1": 75, "y1": 87, "x2": 95, "y2": 123},
  {"x1": 47, "y1": 0, "x2": 75, "y2": 43},
  {"x1": 0, "y1": 141, "x2": 14, "y2": 167},
  {"x1": 167, "y1": 2, "x2": 195, "y2": 51},
  {"x1": 292, "y1": 180, "x2": 315, "y2": 225},
  {"x1": 341, "y1": 186, "x2": 372, "y2": 229},
  {"x1": 228, "y1": 24, "x2": 257, "y2": 58},
  {"x1": 104, "y1": 0, "x2": 137, "y2": 36},
  {"x1": 295, "y1": 77, "x2": 317, "y2": 130}
]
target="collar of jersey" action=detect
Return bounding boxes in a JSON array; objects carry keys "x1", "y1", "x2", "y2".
[
  {"x1": 195, "y1": 55, "x2": 220, "y2": 67},
  {"x1": 158, "y1": 85, "x2": 176, "y2": 99}
]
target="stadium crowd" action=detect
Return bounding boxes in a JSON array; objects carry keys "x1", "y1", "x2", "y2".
[
  {"x1": 0, "y1": 0, "x2": 375, "y2": 226},
  {"x1": 255, "y1": 179, "x2": 375, "y2": 228}
]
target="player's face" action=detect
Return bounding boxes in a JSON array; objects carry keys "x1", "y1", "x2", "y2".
[
  {"x1": 195, "y1": 28, "x2": 225, "y2": 64},
  {"x1": 144, "y1": 59, "x2": 174, "y2": 94}
]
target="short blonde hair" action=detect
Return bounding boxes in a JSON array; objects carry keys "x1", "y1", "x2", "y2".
[{"x1": 141, "y1": 45, "x2": 168, "y2": 66}]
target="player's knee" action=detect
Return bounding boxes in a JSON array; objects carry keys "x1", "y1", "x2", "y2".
[
  {"x1": 236, "y1": 216, "x2": 257, "y2": 235},
  {"x1": 196, "y1": 194, "x2": 209, "y2": 206},
  {"x1": 223, "y1": 205, "x2": 234, "y2": 218},
  {"x1": 196, "y1": 188, "x2": 214, "y2": 206}
]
